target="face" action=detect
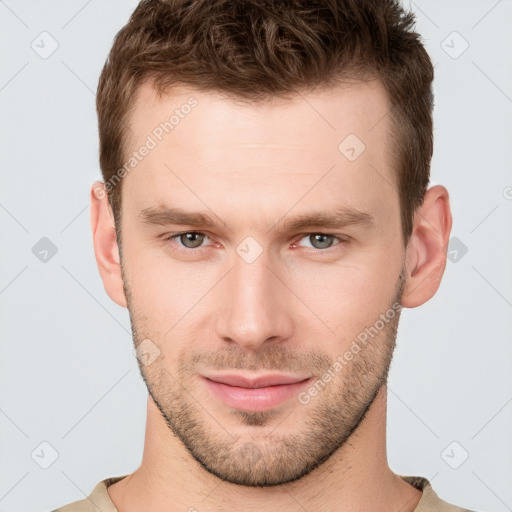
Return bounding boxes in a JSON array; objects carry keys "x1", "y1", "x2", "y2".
[{"x1": 117, "y1": 79, "x2": 407, "y2": 486}]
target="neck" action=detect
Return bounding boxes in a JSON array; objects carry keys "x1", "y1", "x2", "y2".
[{"x1": 108, "y1": 384, "x2": 422, "y2": 512}]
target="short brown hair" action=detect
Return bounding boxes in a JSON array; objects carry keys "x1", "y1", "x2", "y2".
[{"x1": 96, "y1": 0, "x2": 434, "y2": 245}]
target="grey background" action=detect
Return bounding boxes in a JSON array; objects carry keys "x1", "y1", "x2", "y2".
[{"x1": 0, "y1": 1, "x2": 511, "y2": 511}]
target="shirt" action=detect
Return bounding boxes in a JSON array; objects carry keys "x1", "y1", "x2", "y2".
[{"x1": 51, "y1": 474, "x2": 478, "y2": 511}]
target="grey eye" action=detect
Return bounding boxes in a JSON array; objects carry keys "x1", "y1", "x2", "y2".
[
  {"x1": 178, "y1": 232, "x2": 205, "y2": 248},
  {"x1": 308, "y1": 234, "x2": 336, "y2": 249}
]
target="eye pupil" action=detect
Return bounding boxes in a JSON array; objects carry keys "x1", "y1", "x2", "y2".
[
  {"x1": 310, "y1": 233, "x2": 333, "y2": 249},
  {"x1": 181, "y1": 232, "x2": 204, "y2": 248}
]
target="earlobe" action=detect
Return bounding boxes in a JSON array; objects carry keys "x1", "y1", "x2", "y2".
[
  {"x1": 401, "y1": 185, "x2": 453, "y2": 308},
  {"x1": 90, "y1": 181, "x2": 127, "y2": 308}
]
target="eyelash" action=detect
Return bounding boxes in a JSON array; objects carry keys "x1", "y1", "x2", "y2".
[{"x1": 161, "y1": 231, "x2": 348, "y2": 253}]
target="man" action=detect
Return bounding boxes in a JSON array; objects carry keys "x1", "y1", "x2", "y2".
[{"x1": 53, "y1": 0, "x2": 478, "y2": 511}]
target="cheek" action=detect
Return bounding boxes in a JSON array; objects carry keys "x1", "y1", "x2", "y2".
[
  {"x1": 293, "y1": 247, "x2": 403, "y2": 340},
  {"x1": 122, "y1": 223, "x2": 403, "y2": 349},
  {"x1": 122, "y1": 240, "x2": 219, "y2": 336}
]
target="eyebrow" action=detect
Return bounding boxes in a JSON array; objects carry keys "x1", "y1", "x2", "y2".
[
  {"x1": 281, "y1": 208, "x2": 375, "y2": 231},
  {"x1": 139, "y1": 204, "x2": 375, "y2": 232}
]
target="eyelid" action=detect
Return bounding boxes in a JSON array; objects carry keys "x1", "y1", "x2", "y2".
[
  {"x1": 291, "y1": 232, "x2": 347, "y2": 249},
  {"x1": 162, "y1": 230, "x2": 212, "y2": 249},
  {"x1": 163, "y1": 230, "x2": 348, "y2": 252}
]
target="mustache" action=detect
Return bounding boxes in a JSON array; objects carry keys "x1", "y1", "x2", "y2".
[{"x1": 181, "y1": 345, "x2": 333, "y2": 374}]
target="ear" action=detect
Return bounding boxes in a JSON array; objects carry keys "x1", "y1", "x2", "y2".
[
  {"x1": 401, "y1": 184, "x2": 453, "y2": 308},
  {"x1": 90, "y1": 181, "x2": 127, "y2": 308}
]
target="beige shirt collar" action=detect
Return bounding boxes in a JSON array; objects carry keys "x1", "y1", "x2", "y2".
[{"x1": 53, "y1": 473, "x2": 475, "y2": 512}]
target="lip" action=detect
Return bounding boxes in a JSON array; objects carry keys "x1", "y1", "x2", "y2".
[
  {"x1": 202, "y1": 373, "x2": 312, "y2": 412},
  {"x1": 203, "y1": 373, "x2": 310, "y2": 388}
]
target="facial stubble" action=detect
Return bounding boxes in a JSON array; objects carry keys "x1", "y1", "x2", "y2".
[{"x1": 121, "y1": 258, "x2": 406, "y2": 487}]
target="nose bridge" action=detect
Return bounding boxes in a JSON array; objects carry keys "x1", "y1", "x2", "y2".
[{"x1": 214, "y1": 247, "x2": 293, "y2": 350}]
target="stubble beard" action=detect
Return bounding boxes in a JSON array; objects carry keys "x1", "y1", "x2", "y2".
[{"x1": 122, "y1": 261, "x2": 405, "y2": 487}]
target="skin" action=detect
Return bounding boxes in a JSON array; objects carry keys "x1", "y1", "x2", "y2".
[{"x1": 90, "y1": 78, "x2": 452, "y2": 512}]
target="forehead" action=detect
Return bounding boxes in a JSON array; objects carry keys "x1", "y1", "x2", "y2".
[
  {"x1": 129, "y1": 78, "x2": 392, "y2": 147},
  {"x1": 121, "y1": 79, "x2": 397, "y2": 230}
]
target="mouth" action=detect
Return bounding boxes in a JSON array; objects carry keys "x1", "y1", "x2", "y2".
[{"x1": 201, "y1": 373, "x2": 312, "y2": 412}]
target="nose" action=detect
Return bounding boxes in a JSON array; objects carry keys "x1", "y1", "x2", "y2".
[{"x1": 214, "y1": 248, "x2": 294, "y2": 352}]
